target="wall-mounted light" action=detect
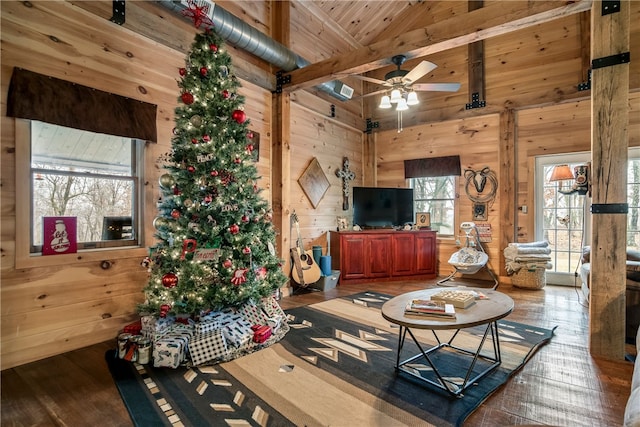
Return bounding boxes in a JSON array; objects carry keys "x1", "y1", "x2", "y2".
[{"x1": 549, "y1": 163, "x2": 591, "y2": 196}]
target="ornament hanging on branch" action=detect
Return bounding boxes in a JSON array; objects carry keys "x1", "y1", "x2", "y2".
[
  {"x1": 232, "y1": 109, "x2": 246, "y2": 124},
  {"x1": 162, "y1": 273, "x2": 178, "y2": 288},
  {"x1": 231, "y1": 268, "x2": 248, "y2": 285},
  {"x1": 181, "y1": 92, "x2": 195, "y2": 105}
]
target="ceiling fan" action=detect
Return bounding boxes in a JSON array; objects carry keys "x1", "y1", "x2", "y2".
[{"x1": 352, "y1": 54, "x2": 461, "y2": 100}]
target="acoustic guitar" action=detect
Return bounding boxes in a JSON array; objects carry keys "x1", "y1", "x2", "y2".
[{"x1": 290, "y1": 212, "x2": 322, "y2": 287}]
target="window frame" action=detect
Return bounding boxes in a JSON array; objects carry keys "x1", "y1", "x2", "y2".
[
  {"x1": 410, "y1": 175, "x2": 459, "y2": 237},
  {"x1": 15, "y1": 120, "x2": 147, "y2": 269}
]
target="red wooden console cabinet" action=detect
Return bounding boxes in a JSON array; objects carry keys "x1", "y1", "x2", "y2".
[{"x1": 329, "y1": 230, "x2": 437, "y2": 284}]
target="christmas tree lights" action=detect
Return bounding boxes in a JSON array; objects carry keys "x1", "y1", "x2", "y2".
[{"x1": 139, "y1": 26, "x2": 287, "y2": 317}]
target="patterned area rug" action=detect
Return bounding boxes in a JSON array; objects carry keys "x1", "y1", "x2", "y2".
[{"x1": 106, "y1": 291, "x2": 556, "y2": 426}]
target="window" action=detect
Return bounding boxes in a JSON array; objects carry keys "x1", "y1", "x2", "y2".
[
  {"x1": 29, "y1": 121, "x2": 144, "y2": 252},
  {"x1": 411, "y1": 176, "x2": 457, "y2": 236},
  {"x1": 536, "y1": 149, "x2": 640, "y2": 285}
]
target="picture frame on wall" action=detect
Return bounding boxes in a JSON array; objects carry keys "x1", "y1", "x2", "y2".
[
  {"x1": 337, "y1": 216, "x2": 349, "y2": 231},
  {"x1": 415, "y1": 212, "x2": 431, "y2": 229},
  {"x1": 473, "y1": 202, "x2": 488, "y2": 221}
]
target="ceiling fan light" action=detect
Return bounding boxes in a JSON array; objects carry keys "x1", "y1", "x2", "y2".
[
  {"x1": 396, "y1": 98, "x2": 409, "y2": 111},
  {"x1": 406, "y1": 91, "x2": 419, "y2": 106},
  {"x1": 389, "y1": 89, "x2": 402, "y2": 103},
  {"x1": 379, "y1": 95, "x2": 392, "y2": 109}
]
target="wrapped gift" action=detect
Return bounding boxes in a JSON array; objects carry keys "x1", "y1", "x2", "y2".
[
  {"x1": 122, "y1": 319, "x2": 142, "y2": 335},
  {"x1": 251, "y1": 324, "x2": 272, "y2": 343},
  {"x1": 238, "y1": 301, "x2": 267, "y2": 326},
  {"x1": 153, "y1": 338, "x2": 184, "y2": 368},
  {"x1": 222, "y1": 314, "x2": 253, "y2": 348},
  {"x1": 141, "y1": 314, "x2": 175, "y2": 337},
  {"x1": 195, "y1": 318, "x2": 220, "y2": 335},
  {"x1": 260, "y1": 296, "x2": 287, "y2": 331},
  {"x1": 190, "y1": 329, "x2": 228, "y2": 366},
  {"x1": 163, "y1": 325, "x2": 194, "y2": 364}
]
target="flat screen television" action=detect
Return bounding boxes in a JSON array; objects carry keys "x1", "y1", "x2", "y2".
[{"x1": 352, "y1": 187, "x2": 414, "y2": 229}]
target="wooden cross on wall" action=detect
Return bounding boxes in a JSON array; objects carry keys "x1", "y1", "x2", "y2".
[{"x1": 335, "y1": 157, "x2": 355, "y2": 210}]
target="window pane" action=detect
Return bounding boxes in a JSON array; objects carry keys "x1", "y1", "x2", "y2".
[
  {"x1": 32, "y1": 174, "x2": 134, "y2": 245},
  {"x1": 412, "y1": 176, "x2": 456, "y2": 235},
  {"x1": 31, "y1": 122, "x2": 132, "y2": 175},
  {"x1": 30, "y1": 121, "x2": 139, "y2": 251}
]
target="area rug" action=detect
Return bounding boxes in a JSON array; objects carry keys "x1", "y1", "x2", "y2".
[{"x1": 106, "y1": 291, "x2": 556, "y2": 427}]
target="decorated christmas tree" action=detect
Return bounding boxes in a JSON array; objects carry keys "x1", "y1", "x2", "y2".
[{"x1": 139, "y1": 23, "x2": 287, "y2": 318}]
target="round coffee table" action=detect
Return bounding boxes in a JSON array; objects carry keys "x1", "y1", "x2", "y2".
[{"x1": 381, "y1": 287, "x2": 514, "y2": 397}]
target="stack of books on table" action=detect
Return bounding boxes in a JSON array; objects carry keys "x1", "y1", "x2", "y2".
[{"x1": 404, "y1": 299, "x2": 456, "y2": 319}]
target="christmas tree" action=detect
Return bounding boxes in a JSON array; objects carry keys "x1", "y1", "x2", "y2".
[{"x1": 139, "y1": 24, "x2": 287, "y2": 318}]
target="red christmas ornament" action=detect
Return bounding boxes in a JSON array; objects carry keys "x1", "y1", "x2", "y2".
[
  {"x1": 246, "y1": 143, "x2": 254, "y2": 152},
  {"x1": 181, "y1": 92, "x2": 194, "y2": 105},
  {"x1": 232, "y1": 109, "x2": 247, "y2": 124},
  {"x1": 160, "y1": 304, "x2": 171, "y2": 318},
  {"x1": 256, "y1": 267, "x2": 267, "y2": 280},
  {"x1": 191, "y1": 138, "x2": 198, "y2": 144},
  {"x1": 247, "y1": 131, "x2": 254, "y2": 139},
  {"x1": 222, "y1": 89, "x2": 230, "y2": 99},
  {"x1": 187, "y1": 165, "x2": 196, "y2": 173},
  {"x1": 171, "y1": 209, "x2": 181, "y2": 219},
  {"x1": 242, "y1": 246, "x2": 251, "y2": 255},
  {"x1": 162, "y1": 273, "x2": 178, "y2": 288},
  {"x1": 234, "y1": 157, "x2": 241, "y2": 164},
  {"x1": 241, "y1": 215, "x2": 250, "y2": 223},
  {"x1": 202, "y1": 134, "x2": 211, "y2": 142},
  {"x1": 222, "y1": 259, "x2": 233, "y2": 268},
  {"x1": 210, "y1": 44, "x2": 218, "y2": 52},
  {"x1": 173, "y1": 186, "x2": 181, "y2": 195},
  {"x1": 179, "y1": 67, "x2": 186, "y2": 76},
  {"x1": 200, "y1": 66, "x2": 208, "y2": 76},
  {"x1": 210, "y1": 170, "x2": 218, "y2": 177},
  {"x1": 229, "y1": 224, "x2": 240, "y2": 234}
]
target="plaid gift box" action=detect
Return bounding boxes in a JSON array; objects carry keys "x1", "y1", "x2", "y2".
[
  {"x1": 222, "y1": 314, "x2": 253, "y2": 348},
  {"x1": 190, "y1": 329, "x2": 227, "y2": 366},
  {"x1": 238, "y1": 301, "x2": 268, "y2": 326}
]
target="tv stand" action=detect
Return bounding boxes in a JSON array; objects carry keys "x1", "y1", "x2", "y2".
[{"x1": 329, "y1": 230, "x2": 437, "y2": 284}]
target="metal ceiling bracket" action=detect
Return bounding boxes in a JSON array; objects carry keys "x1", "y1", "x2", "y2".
[
  {"x1": 591, "y1": 203, "x2": 628, "y2": 214},
  {"x1": 274, "y1": 71, "x2": 291, "y2": 94},
  {"x1": 578, "y1": 69, "x2": 591, "y2": 91},
  {"x1": 364, "y1": 118, "x2": 379, "y2": 134},
  {"x1": 602, "y1": 1, "x2": 620, "y2": 16},
  {"x1": 110, "y1": 0, "x2": 125, "y2": 25},
  {"x1": 465, "y1": 92, "x2": 486, "y2": 110},
  {"x1": 592, "y1": 52, "x2": 630, "y2": 70}
]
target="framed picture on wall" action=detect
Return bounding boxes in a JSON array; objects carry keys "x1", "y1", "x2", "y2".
[
  {"x1": 473, "y1": 202, "x2": 488, "y2": 221},
  {"x1": 415, "y1": 212, "x2": 431, "y2": 229}
]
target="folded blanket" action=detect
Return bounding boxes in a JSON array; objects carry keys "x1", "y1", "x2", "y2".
[
  {"x1": 504, "y1": 246, "x2": 552, "y2": 258},
  {"x1": 507, "y1": 240, "x2": 549, "y2": 248},
  {"x1": 506, "y1": 260, "x2": 553, "y2": 275}
]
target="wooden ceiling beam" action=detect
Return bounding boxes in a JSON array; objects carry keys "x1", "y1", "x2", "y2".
[{"x1": 281, "y1": 0, "x2": 593, "y2": 92}]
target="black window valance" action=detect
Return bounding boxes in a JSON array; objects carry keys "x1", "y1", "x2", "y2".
[
  {"x1": 6, "y1": 68, "x2": 157, "y2": 142},
  {"x1": 404, "y1": 155, "x2": 461, "y2": 178}
]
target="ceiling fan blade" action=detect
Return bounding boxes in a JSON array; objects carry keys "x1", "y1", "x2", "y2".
[
  {"x1": 348, "y1": 75, "x2": 390, "y2": 86},
  {"x1": 412, "y1": 82, "x2": 461, "y2": 92},
  {"x1": 351, "y1": 88, "x2": 389, "y2": 100},
  {"x1": 402, "y1": 60, "x2": 438, "y2": 84}
]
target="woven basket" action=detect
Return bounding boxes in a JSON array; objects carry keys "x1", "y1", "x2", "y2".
[{"x1": 512, "y1": 266, "x2": 546, "y2": 289}]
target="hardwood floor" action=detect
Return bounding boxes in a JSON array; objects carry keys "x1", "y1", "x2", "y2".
[{"x1": 1, "y1": 280, "x2": 634, "y2": 426}]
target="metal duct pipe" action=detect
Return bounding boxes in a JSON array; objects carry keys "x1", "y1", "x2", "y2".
[{"x1": 158, "y1": 1, "x2": 353, "y2": 101}]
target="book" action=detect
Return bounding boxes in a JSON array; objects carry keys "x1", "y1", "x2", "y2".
[
  {"x1": 430, "y1": 290, "x2": 477, "y2": 309},
  {"x1": 408, "y1": 299, "x2": 447, "y2": 312},
  {"x1": 405, "y1": 301, "x2": 456, "y2": 319}
]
